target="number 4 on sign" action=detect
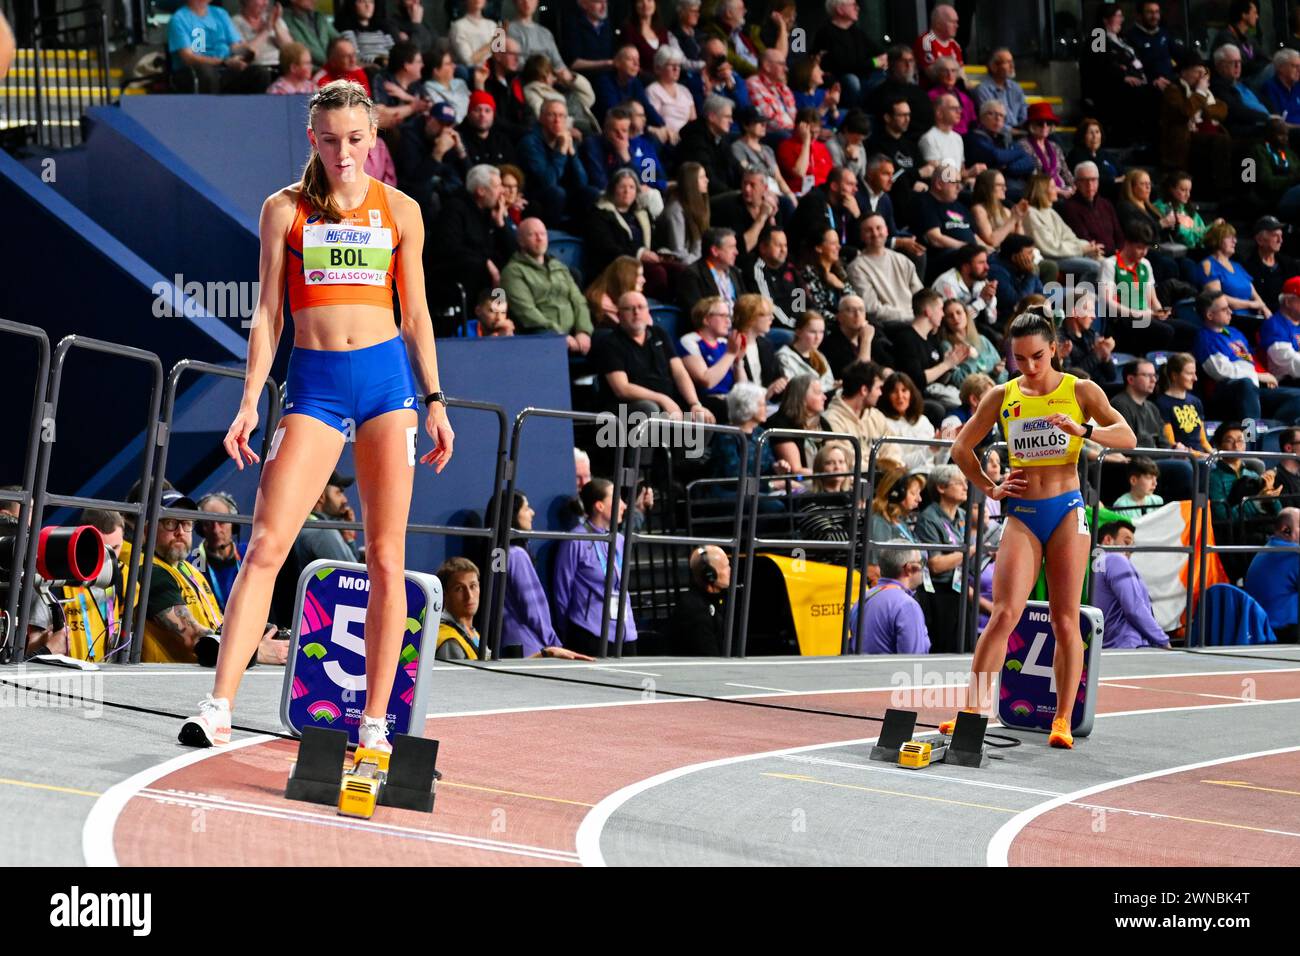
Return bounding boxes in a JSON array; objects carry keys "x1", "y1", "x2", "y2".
[{"x1": 1021, "y1": 631, "x2": 1056, "y2": 692}]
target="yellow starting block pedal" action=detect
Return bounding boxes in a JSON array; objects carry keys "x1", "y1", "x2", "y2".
[
  {"x1": 898, "y1": 741, "x2": 934, "y2": 768},
  {"x1": 286, "y1": 727, "x2": 440, "y2": 817},
  {"x1": 338, "y1": 748, "x2": 392, "y2": 818}
]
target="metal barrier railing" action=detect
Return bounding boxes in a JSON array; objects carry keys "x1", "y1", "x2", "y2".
[
  {"x1": 1086, "y1": 445, "x2": 1206, "y2": 644},
  {"x1": 859, "y1": 434, "x2": 974, "y2": 656},
  {"x1": 14, "y1": 334, "x2": 164, "y2": 664},
  {"x1": 0, "y1": 318, "x2": 51, "y2": 663},
  {"x1": 130, "y1": 359, "x2": 283, "y2": 663},
  {"x1": 486, "y1": 407, "x2": 644, "y2": 660},
  {"x1": 1196, "y1": 449, "x2": 1300, "y2": 648},
  {"x1": 616, "y1": 417, "x2": 749, "y2": 657},
  {"x1": 737, "y1": 428, "x2": 865, "y2": 657},
  {"x1": 136, "y1": 383, "x2": 510, "y2": 664},
  {"x1": 963, "y1": 440, "x2": 1004, "y2": 653},
  {"x1": 685, "y1": 471, "x2": 857, "y2": 540}
]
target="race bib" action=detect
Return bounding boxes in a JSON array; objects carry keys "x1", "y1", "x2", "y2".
[
  {"x1": 302, "y1": 224, "x2": 393, "y2": 286},
  {"x1": 1008, "y1": 416, "x2": 1072, "y2": 462}
]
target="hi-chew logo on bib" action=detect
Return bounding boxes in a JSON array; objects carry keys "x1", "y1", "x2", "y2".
[
  {"x1": 302, "y1": 224, "x2": 393, "y2": 285},
  {"x1": 1008, "y1": 416, "x2": 1071, "y2": 461}
]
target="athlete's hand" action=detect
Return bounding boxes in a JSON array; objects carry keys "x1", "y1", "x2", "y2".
[
  {"x1": 223, "y1": 407, "x2": 261, "y2": 470},
  {"x1": 1044, "y1": 413, "x2": 1087, "y2": 437},
  {"x1": 420, "y1": 404, "x2": 455, "y2": 473},
  {"x1": 987, "y1": 468, "x2": 1028, "y2": 501},
  {"x1": 540, "y1": 646, "x2": 595, "y2": 660}
]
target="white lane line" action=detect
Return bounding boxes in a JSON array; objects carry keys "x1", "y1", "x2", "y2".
[
  {"x1": 587, "y1": 665, "x2": 662, "y2": 678},
  {"x1": 986, "y1": 745, "x2": 1300, "y2": 866},
  {"x1": 1100, "y1": 681, "x2": 1253, "y2": 702},
  {"x1": 574, "y1": 734, "x2": 883, "y2": 867},
  {"x1": 725, "y1": 683, "x2": 797, "y2": 694},
  {"x1": 766, "y1": 767, "x2": 1300, "y2": 839},
  {"x1": 575, "y1": 694, "x2": 1300, "y2": 867},
  {"x1": 82, "y1": 735, "x2": 274, "y2": 867},
  {"x1": 138, "y1": 788, "x2": 579, "y2": 863},
  {"x1": 778, "y1": 753, "x2": 1066, "y2": 798}
]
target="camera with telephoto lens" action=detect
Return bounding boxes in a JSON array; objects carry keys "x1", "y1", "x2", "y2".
[{"x1": 0, "y1": 514, "x2": 108, "y2": 655}]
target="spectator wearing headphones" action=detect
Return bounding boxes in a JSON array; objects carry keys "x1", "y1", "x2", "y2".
[
  {"x1": 848, "y1": 543, "x2": 929, "y2": 654},
  {"x1": 668, "y1": 544, "x2": 732, "y2": 655},
  {"x1": 194, "y1": 492, "x2": 243, "y2": 612}
]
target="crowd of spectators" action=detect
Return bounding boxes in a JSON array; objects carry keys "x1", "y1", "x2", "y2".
[{"x1": 133, "y1": 0, "x2": 1300, "y2": 656}]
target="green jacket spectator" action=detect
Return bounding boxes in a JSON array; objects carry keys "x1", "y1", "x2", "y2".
[
  {"x1": 1153, "y1": 198, "x2": 1209, "y2": 249},
  {"x1": 283, "y1": 0, "x2": 339, "y2": 67},
  {"x1": 1209, "y1": 458, "x2": 1278, "y2": 522},
  {"x1": 500, "y1": 219, "x2": 593, "y2": 337}
]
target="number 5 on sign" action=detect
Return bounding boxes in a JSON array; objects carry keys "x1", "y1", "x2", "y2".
[
  {"x1": 323, "y1": 604, "x2": 367, "y2": 693},
  {"x1": 1020, "y1": 631, "x2": 1056, "y2": 692}
]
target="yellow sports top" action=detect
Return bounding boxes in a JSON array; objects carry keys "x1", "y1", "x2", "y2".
[{"x1": 999, "y1": 372, "x2": 1084, "y2": 467}]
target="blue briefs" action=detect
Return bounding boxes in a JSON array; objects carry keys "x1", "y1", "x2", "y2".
[
  {"x1": 283, "y1": 336, "x2": 418, "y2": 434},
  {"x1": 1004, "y1": 490, "x2": 1087, "y2": 546}
]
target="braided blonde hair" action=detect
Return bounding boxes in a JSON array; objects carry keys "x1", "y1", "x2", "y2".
[{"x1": 301, "y1": 80, "x2": 378, "y2": 222}]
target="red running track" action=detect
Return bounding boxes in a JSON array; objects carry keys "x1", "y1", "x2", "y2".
[{"x1": 102, "y1": 669, "x2": 1300, "y2": 867}]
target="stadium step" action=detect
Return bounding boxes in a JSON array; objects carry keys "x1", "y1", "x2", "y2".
[{"x1": 2, "y1": 47, "x2": 116, "y2": 141}]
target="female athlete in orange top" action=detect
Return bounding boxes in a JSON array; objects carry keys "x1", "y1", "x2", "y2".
[{"x1": 180, "y1": 81, "x2": 454, "y2": 750}]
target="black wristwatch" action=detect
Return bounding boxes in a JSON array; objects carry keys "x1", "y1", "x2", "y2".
[
  {"x1": 1081, "y1": 422, "x2": 1095, "y2": 440},
  {"x1": 424, "y1": 391, "x2": 448, "y2": 409}
]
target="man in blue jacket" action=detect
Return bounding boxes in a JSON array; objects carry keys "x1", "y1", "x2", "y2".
[
  {"x1": 1124, "y1": 0, "x2": 1180, "y2": 91},
  {"x1": 1244, "y1": 507, "x2": 1300, "y2": 642},
  {"x1": 964, "y1": 100, "x2": 1035, "y2": 200},
  {"x1": 594, "y1": 44, "x2": 666, "y2": 133},
  {"x1": 582, "y1": 105, "x2": 667, "y2": 205},
  {"x1": 518, "y1": 99, "x2": 595, "y2": 226}
]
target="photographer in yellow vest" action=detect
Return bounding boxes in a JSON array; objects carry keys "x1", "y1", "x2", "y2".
[
  {"x1": 59, "y1": 508, "x2": 127, "y2": 662},
  {"x1": 120, "y1": 486, "x2": 286, "y2": 665}
]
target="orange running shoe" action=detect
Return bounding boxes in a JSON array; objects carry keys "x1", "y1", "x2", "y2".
[
  {"x1": 938, "y1": 710, "x2": 979, "y2": 735},
  {"x1": 1048, "y1": 717, "x2": 1074, "y2": 749}
]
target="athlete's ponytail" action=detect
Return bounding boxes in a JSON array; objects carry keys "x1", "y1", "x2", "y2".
[
  {"x1": 1008, "y1": 305, "x2": 1062, "y2": 372},
  {"x1": 301, "y1": 80, "x2": 379, "y2": 223}
]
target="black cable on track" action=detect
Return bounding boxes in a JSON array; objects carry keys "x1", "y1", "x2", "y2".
[
  {"x1": 0, "y1": 674, "x2": 296, "y2": 741},
  {"x1": 444, "y1": 658, "x2": 1023, "y2": 748},
  {"x1": 1170, "y1": 647, "x2": 1300, "y2": 665}
]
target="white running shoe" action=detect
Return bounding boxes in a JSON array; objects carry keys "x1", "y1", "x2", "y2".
[
  {"x1": 358, "y1": 715, "x2": 392, "y2": 753},
  {"x1": 178, "y1": 694, "x2": 232, "y2": 747}
]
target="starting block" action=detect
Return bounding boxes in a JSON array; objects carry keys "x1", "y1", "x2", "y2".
[
  {"x1": 286, "y1": 726, "x2": 441, "y2": 819},
  {"x1": 869, "y1": 708, "x2": 987, "y2": 769}
]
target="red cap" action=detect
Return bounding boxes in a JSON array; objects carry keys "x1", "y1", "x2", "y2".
[
  {"x1": 1026, "y1": 101, "x2": 1060, "y2": 125},
  {"x1": 469, "y1": 91, "x2": 496, "y2": 113},
  {"x1": 1282, "y1": 276, "x2": 1300, "y2": 299}
]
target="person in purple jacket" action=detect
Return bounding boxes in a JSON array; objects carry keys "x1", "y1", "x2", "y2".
[
  {"x1": 1092, "y1": 519, "x2": 1170, "y2": 649},
  {"x1": 848, "y1": 543, "x2": 930, "y2": 654},
  {"x1": 497, "y1": 490, "x2": 593, "y2": 660},
  {"x1": 552, "y1": 477, "x2": 639, "y2": 656}
]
